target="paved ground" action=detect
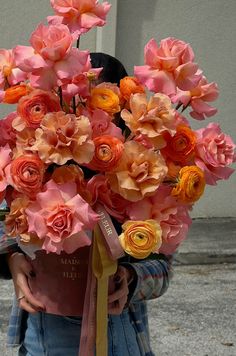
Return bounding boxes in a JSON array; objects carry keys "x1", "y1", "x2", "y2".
[{"x1": 1, "y1": 218, "x2": 236, "y2": 356}]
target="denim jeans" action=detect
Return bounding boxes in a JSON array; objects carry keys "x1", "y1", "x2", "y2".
[{"x1": 18, "y1": 310, "x2": 142, "y2": 356}]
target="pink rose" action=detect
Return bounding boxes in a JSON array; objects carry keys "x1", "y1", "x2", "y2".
[
  {"x1": 14, "y1": 24, "x2": 90, "y2": 90},
  {"x1": 49, "y1": 0, "x2": 111, "y2": 36},
  {"x1": 25, "y1": 180, "x2": 99, "y2": 254},
  {"x1": 127, "y1": 185, "x2": 192, "y2": 255},
  {"x1": 0, "y1": 112, "x2": 17, "y2": 148},
  {"x1": 134, "y1": 37, "x2": 201, "y2": 96},
  {"x1": 194, "y1": 123, "x2": 236, "y2": 185},
  {"x1": 172, "y1": 77, "x2": 219, "y2": 120},
  {"x1": 0, "y1": 144, "x2": 12, "y2": 195},
  {"x1": 0, "y1": 48, "x2": 28, "y2": 90},
  {"x1": 88, "y1": 109, "x2": 124, "y2": 141},
  {"x1": 87, "y1": 174, "x2": 130, "y2": 222}
]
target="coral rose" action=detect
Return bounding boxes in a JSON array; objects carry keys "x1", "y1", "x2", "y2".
[
  {"x1": 121, "y1": 93, "x2": 176, "y2": 149},
  {"x1": 87, "y1": 174, "x2": 130, "y2": 222},
  {"x1": 13, "y1": 89, "x2": 61, "y2": 131},
  {"x1": 107, "y1": 141, "x2": 168, "y2": 202},
  {"x1": 194, "y1": 123, "x2": 236, "y2": 185},
  {"x1": 49, "y1": 0, "x2": 111, "y2": 36},
  {"x1": 6, "y1": 154, "x2": 45, "y2": 197},
  {"x1": 25, "y1": 180, "x2": 99, "y2": 254},
  {"x1": 90, "y1": 87, "x2": 120, "y2": 115},
  {"x1": 87, "y1": 135, "x2": 124, "y2": 172},
  {"x1": 171, "y1": 166, "x2": 205, "y2": 203},
  {"x1": 31, "y1": 112, "x2": 94, "y2": 165},
  {"x1": 161, "y1": 125, "x2": 196, "y2": 164},
  {"x1": 3, "y1": 84, "x2": 31, "y2": 104},
  {"x1": 119, "y1": 220, "x2": 162, "y2": 259},
  {"x1": 120, "y1": 76, "x2": 145, "y2": 102}
]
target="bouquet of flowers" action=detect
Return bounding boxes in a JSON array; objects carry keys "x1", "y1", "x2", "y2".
[{"x1": 0, "y1": 0, "x2": 235, "y2": 260}]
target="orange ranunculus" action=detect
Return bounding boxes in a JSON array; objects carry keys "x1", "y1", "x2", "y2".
[
  {"x1": 165, "y1": 159, "x2": 181, "y2": 180},
  {"x1": 88, "y1": 135, "x2": 124, "y2": 172},
  {"x1": 107, "y1": 141, "x2": 168, "y2": 202},
  {"x1": 31, "y1": 112, "x2": 94, "y2": 165},
  {"x1": 9, "y1": 154, "x2": 45, "y2": 197},
  {"x1": 120, "y1": 76, "x2": 145, "y2": 102},
  {"x1": 119, "y1": 220, "x2": 162, "y2": 259},
  {"x1": 171, "y1": 166, "x2": 206, "y2": 203},
  {"x1": 90, "y1": 87, "x2": 120, "y2": 115},
  {"x1": 4, "y1": 196, "x2": 30, "y2": 237},
  {"x1": 12, "y1": 89, "x2": 61, "y2": 131},
  {"x1": 52, "y1": 164, "x2": 92, "y2": 203},
  {"x1": 3, "y1": 84, "x2": 31, "y2": 104},
  {"x1": 161, "y1": 125, "x2": 196, "y2": 164}
]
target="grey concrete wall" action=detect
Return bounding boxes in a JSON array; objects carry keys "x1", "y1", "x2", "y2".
[{"x1": 116, "y1": 0, "x2": 236, "y2": 218}]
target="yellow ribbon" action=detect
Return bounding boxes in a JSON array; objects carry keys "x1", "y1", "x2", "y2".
[{"x1": 92, "y1": 224, "x2": 118, "y2": 356}]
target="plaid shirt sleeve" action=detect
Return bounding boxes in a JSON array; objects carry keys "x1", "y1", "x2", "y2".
[{"x1": 121, "y1": 255, "x2": 173, "y2": 304}]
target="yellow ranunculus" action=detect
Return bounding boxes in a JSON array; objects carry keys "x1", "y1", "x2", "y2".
[
  {"x1": 90, "y1": 87, "x2": 120, "y2": 115},
  {"x1": 119, "y1": 220, "x2": 162, "y2": 259},
  {"x1": 171, "y1": 165, "x2": 206, "y2": 203}
]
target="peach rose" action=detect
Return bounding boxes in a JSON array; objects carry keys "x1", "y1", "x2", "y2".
[
  {"x1": 87, "y1": 135, "x2": 124, "y2": 172},
  {"x1": 5, "y1": 196, "x2": 30, "y2": 237},
  {"x1": 171, "y1": 166, "x2": 205, "y2": 203},
  {"x1": 120, "y1": 76, "x2": 145, "y2": 102},
  {"x1": 107, "y1": 141, "x2": 168, "y2": 202},
  {"x1": 13, "y1": 89, "x2": 61, "y2": 131},
  {"x1": 119, "y1": 220, "x2": 162, "y2": 259},
  {"x1": 7, "y1": 154, "x2": 45, "y2": 197},
  {"x1": 161, "y1": 125, "x2": 196, "y2": 164},
  {"x1": 31, "y1": 112, "x2": 94, "y2": 165},
  {"x1": 15, "y1": 128, "x2": 36, "y2": 158},
  {"x1": 90, "y1": 87, "x2": 120, "y2": 115},
  {"x1": 3, "y1": 84, "x2": 31, "y2": 104},
  {"x1": 121, "y1": 93, "x2": 176, "y2": 149}
]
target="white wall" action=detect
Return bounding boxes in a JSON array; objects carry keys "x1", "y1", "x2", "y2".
[{"x1": 0, "y1": 0, "x2": 235, "y2": 217}]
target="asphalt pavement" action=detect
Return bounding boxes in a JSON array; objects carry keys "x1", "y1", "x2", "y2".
[{"x1": 0, "y1": 218, "x2": 236, "y2": 356}]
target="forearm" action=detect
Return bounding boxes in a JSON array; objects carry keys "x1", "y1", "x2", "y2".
[{"x1": 122, "y1": 255, "x2": 173, "y2": 303}]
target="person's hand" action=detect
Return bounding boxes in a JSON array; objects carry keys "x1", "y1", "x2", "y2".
[
  {"x1": 7, "y1": 252, "x2": 45, "y2": 313},
  {"x1": 108, "y1": 265, "x2": 135, "y2": 315}
]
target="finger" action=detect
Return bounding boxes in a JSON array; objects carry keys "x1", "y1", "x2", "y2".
[
  {"x1": 108, "y1": 296, "x2": 127, "y2": 315},
  {"x1": 20, "y1": 257, "x2": 35, "y2": 279},
  {"x1": 108, "y1": 282, "x2": 129, "y2": 304},
  {"x1": 17, "y1": 274, "x2": 45, "y2": 310},
  {"x1": 19, "y1": 298, "x2": 40, "y2": 314}
]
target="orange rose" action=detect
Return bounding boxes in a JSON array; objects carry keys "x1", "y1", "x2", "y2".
[
  {"x1": 9, "y1": 154, "x2": 45, "y2": 197},
  {"x1": 90, "y1": 87, "x2": 120, "y2": 114},
  {"x1": 3, "y1": 84, "x2": 31, "y2": 104},
  {"x1": 119, "y1": 220, "x2": 162, "y2": 259},
  {"x1": 120, "y1": 76, "x2": 145, "y2": 102},
  {"x1": 88, "y1": 135, "x2": 124, "y2": 171},
  {"x1": 12, "y1": 89, "x2": 61, "y2": 131},
  {"x1": 5, "y1": 196, "x2": 30, "y2": 236},
  {"x1": 161, "y1": 125, "x2": 196, "y2": 164},
  {"x1": 171, "y1": 166, "x2": 206, "y2": 203}
]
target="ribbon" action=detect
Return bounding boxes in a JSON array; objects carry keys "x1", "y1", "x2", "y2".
[
  {"x1": 95, "y1": 204, "x2": 125, "y2": 260},
  {"x1": 92, "y1": 224, "x2": 118, "y2": 356}
]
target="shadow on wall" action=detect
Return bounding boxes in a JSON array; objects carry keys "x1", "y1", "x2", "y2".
[{"x1": 116, "y1": 0, "x2": 158, "y2": 74}]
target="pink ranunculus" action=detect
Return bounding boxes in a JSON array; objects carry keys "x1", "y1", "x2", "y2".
[
  {"x1": 25, "y1": 180, "x2": 99, "y2": 254},
  {"x1": 173, "y1": 76, "x2": 219, "y2": 120},
  {"x1": 0, "y1": 144, "x2": 12, "y2": 194},
  {"x1": 14, "y1": 24, "x2": 90, "y2": 90},
  {"x1": 194, "y1": 123, "x2": 236, "y2": 185},
  {"x1": 127, "y1": 185, "x2": 192, "y2": 255},
  {"x1": 87, "y1": 174, "x2": 130, "y2": 222},
  {"x1": 0, "y1": 112, "x2": 17, "y2": 148},
  {"x1": 134, "y1": 37, "x2": 200, "y2": 96},
  {"x1": 0, "y1": 48, "x2": 28, "y2": 90},
  {"x1": 49, "y1": 0, "x2": 111, "y2": 36}
]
